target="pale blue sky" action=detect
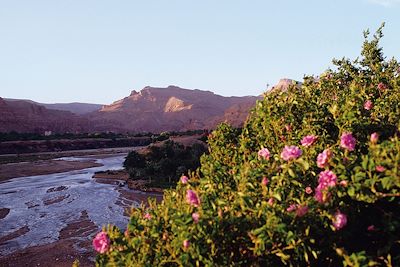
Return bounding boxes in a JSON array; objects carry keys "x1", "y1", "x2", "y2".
[{"x1": 0, "y1": 0, "x2": 399, "y2": 104}]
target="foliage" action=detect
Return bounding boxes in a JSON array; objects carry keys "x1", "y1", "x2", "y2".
[
  {"x1": 124, "y1": 140, "x2": 208, "y2": 187},
  {"x1": 96, "y1": 25, "x2": 400, "y2": 266}
]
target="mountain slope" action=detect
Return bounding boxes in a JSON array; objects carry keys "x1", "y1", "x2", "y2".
[
  {"x1": 5, "y1": 99, "x2": 102, "y2": 115},
  {"x1": 0, "y1": 98, "x2": 89, "y2": 133},
  {"x1": 88, "y1": 86, "x2": 261, "y2": 133}
]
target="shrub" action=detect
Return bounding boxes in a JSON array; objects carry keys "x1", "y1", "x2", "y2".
[
  {"x1": 124, "y1": 140, "x2": 208, "y2": 187},
  {"x1": 95, "y1": 25, "x2": 400, "y2": 266}
]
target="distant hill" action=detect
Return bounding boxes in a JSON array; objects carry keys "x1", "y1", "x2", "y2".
[
  {"x1": 4, "y1": 99, "x2": 102, "y2": 115},
  {"x1": 0, "y1": 98, "x2": 90, "y2": 133},
  {"x1": 87, "y1": 86, "x2": 261, "y2": 133}
]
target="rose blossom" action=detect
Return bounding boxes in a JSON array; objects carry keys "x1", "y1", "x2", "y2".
[
  {"x1": 296, "y1": 205, "x2": 309, "y2": 217},
  {"x1": 281, "y1": 145, "x2": 302, "y2": 161},
  {"x1": 192, "y1": 212, "x2": 200, "y2": 223},
  {"x1": 183, "y1": 239, "x2": 190, "y2": 249},
  {"x1": 286, "y1": 204, "x2": 309, "y2": 217},
  {"x1": 186, "y1": 190, "x2": 200, "y2": 207},
  {"x1": 180, "y1": 175, "x2": 189, "y2": 184},
  {"x1": 93, "y1": 231, "x2": 110, "y2": 254},
  {"x1": 340, "y1": 132, "x2": 356, "y2": 151},
  {"x1": 305, "y1": 186, "x2": 313, "y2": 194},
  {"x1": 377, "y1": 82, "x2": 387, "y2": 91},
  {"x1": 318, "y1": 170, "x2": 337, "y2": 188},
  {"x1": 144, "y1": 213, "x2": 152, "y2": 220},
  {"x1": 339, "y1": 180, "x2": 348, "y2": 187},
  {"x1": 267, "y1": 198, "x2": 274, "y2": 206},
  {"x1": 314, "y1": 170, "x2": 337, "y2": 203},
  {"x1": 301, "y1": 135, "x2": 318, "y2": 147},
  {"x1": 317, "y1": 149, "x2": 333, "y2": 168},
  {"x1": 370, "y1": 132, "x2": 379, "y2": 144},
  {"x1": 332, "y1": 211, "x2": 347, "y2": 230},
  {"x1": 364, "y1": 100, "x2": 373, "y2": 110},
  {"x1": 262, "y1": 177, "x2": 269, "y2": 186},
  {"x1": 314, "y1": 185, "x2": 331, "y2": 203},
  {"x1": 286, "y1": 204, "x2": 297, "y2": 212},
  {"x1": 258, "y1": 148, "x2": 271, "y2": 160},
  {"x1": 376, "y1": 165, "x2": 386, "y2": 172}
]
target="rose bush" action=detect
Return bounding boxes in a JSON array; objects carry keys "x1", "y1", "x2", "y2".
[{"x1": 94, "y1": 25, "x2": 400, "y2": 266}]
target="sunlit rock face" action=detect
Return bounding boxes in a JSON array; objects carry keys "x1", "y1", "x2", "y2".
[{"x1": 269, "y1": 78, "x2": 302, "y2": 92}]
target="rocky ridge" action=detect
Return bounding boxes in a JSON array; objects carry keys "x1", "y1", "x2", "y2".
[{"x1": 1, "y1": 81, "x2": 304, "y2": 133}]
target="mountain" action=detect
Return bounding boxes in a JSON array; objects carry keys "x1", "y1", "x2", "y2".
[
  {"x1": 4, "y1": 99, "x2": 102, "y2": 115},
  {"x1": 40, "y1": 102, "x2": 102, "y2": 115},
  {"x1": 269, "y1": 78, "x2": 302, "y2": 92},
  {"x1": 87, "y1": 86, "x2": 261, "y2": 133},
  {"x1": 0, "y1": 98, "x2": 90, "y2": 133},
  {"x1": 1, "y1": 85, "x2": 268, "y2": 134}
]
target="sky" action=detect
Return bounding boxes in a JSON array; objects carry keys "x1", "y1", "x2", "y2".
[{"x1": 0, "y1": 0, "x2": 399, "y2": 104}]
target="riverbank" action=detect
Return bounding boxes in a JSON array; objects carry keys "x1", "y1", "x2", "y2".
[
  {"x1": 0, "y1": 146, "x2": 143, "y2": 164},
  {"x1": 93, "y1": 170, "x2": 164, "y2": 193},
  {"x1": 0, "y1": 159, "x2": 102, "y2": 182}
]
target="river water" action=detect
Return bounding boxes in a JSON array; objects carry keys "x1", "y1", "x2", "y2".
[{"x1": 0, "y1": 154, "x2": 138, "y2": 256}]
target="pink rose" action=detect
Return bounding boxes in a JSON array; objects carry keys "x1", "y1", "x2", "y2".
[
  {"x1": 377, "y1": 82, "x2": 387, "y2": 91},
  {"x1": 370, "y1": 132, "x2": 379, "y2": 144},
  {"x1": 314, "y1": 184, "x2": 332, "y2": 203},
  {"x1": 376, "y1": 165, "x2": 386, "y2": 172},
  {"x1": 301, "y1": 135, "x2": 318, "y2": 147},
  {"x1": 262, "y1": 177, "x2": 269, "y2": 186},
  {"x1": 318, "y1": 170, "x2": 337, "y2": 188},
  {"x1": 332, "y1": 211, "x2": 347, "y2": 230},
  {"x1": 186, "y1": 190, "x2": 200, "y2": 207},
  {"x1": 317, "y1": 149, "x2": 333, "y2": 168},
  {"x1": 93, "y1": 231, "x2": 110, "y2": 254},
  {"x1": 180, "y1": 175, "x2": 189, "y2": 184},
  {"x1": 144, "y1": 213, "x2": 152, "y2": 220},
  {"x1": 314, "y1": 170, "x2": 337, "y2": 203},
  {"x1": 267, "y1": 198, "x2": 274, "y2": 206},
  {"x1": 296, "y1": 205, "x2": 309, "y2": 217},
  {"x1": 364, "y1": 100, "x2": 373, "y2": 110},
  {"x1": 305, "y1": 186, "x2": 313, "y2": 194},
  {"x1": 340, "y1": 132, "x2": 356, "y2": 151},
  {"x1": 183, "y1": 239, "x2": 190, "y2": 249},
  {"x1": 281, "y1": 145, "x2": 302, "y2": 161},
  {"x1": 286, "y1": 204, "x2": 297, "y2": 212},
  {"x1": 192, "y1": 212, "x2": 200, "y2": 223},
  {"x1": 258, "y1": 148, "x2": 271, "y2": 160}
]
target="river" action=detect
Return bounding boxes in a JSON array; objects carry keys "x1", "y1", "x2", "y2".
[{"x1": 0, "y1": 154, "x2": 141, "y2": 257}]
